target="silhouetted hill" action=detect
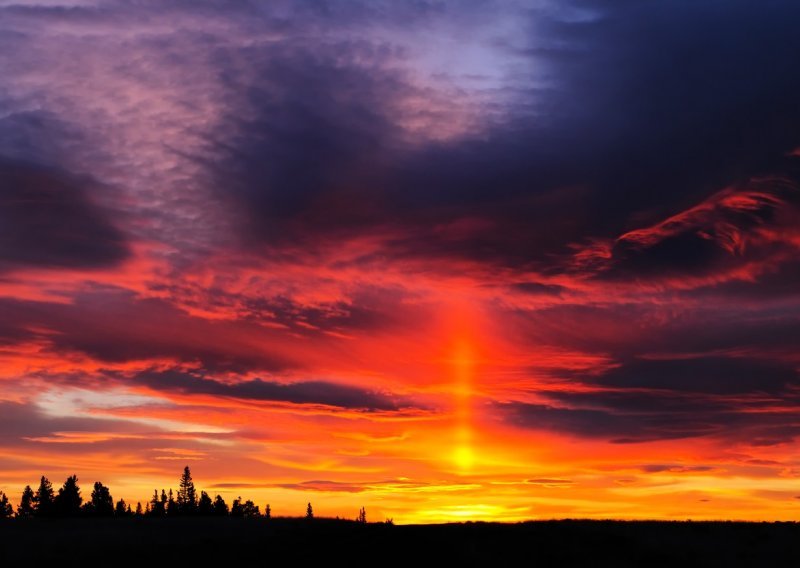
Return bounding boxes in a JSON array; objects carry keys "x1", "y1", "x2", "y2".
[{"x1": 1, "y1": 518, "x2": 798, "y2": 566}]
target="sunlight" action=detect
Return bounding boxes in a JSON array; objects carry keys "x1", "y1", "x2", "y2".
[
  {"x1": 453, "y1": 444, "x2": 475, "y2": 470},
  {"x1": 452, "y1": 336, "x2": 476, "y2": 472}
]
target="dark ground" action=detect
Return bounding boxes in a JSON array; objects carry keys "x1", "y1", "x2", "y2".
[{"x1": 1, "y1": 518, "x2": 799, "y2": 566}]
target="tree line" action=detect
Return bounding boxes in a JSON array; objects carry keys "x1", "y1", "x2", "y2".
[{"x1": 0, "y1": 466, "x2": 369, "y2": 522}]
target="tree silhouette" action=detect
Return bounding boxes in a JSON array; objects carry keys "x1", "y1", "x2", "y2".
[
  {"x1": 0, "y1": 492, "x2": 12, "y2": 518},
  {"x1": 150, "y1": 489, "x2": 164, "y2": 517},
  {"x1": 176, "y1": 466, "x2": 197, "y2": 515},
  {"x1": 230, "y1": 497, "x2": 244, "y2": 518},
  {"x1": 87, "y1": 481, "x2": 114, "y2": 516},
  {"x1": 167, "y1": 489, "x2": 176, "y2": 516},
  {"x1": 3, "y1": 468, "x2": 379, "y2": 524},
  {"x1": 54, "y1": 475, "x2": 82, "y2": 517},
  {"x1": 212, "y1": 494, "x2": 229, "y2": 516},
  {"x1": 17, "y1": 486, "x2": 35, "y2": 518},
  {"x1": 242, "y1": 500, "x2": 260, "y2": 518},
  {"x1": 34, "y1": 476, "x2": 55, "y2": 517},
  {"x1": 198, "y1": 490, "x2": 213, "y2": 515}
]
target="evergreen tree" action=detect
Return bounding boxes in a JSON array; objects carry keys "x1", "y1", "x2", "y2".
[
  {"x1": 0, "y1": 492, "x2": 12, "y2": 518},
  {"x1": 135, "y1": 502, "x2": 143, "y2": 516},
  {"x1": 149, "y1": 489, "x2": 162, "y2": 516},
  {"x1": 145, "y1": 502, "x2": 151, "y2": 516},
  {"x1": 34, "y1": 476, "x2": 55, "y2": 517},
  {"x1": 265, "y1": 503, "x2": 271, "y2": 519},
  {"x1": 167, "y1": 489, "x2": 176, "y2": 516},
  {"x1": 197, "y1": 491, "x2": 213, "y2": 515},
  {"x1": 115, "y1": 499, "x2": 129, "y2": 517},
  {"x1": 176, "y1": 466, "x2": 197, "y2": 514},
  {"x1": 54, "y1": 475, "x2": 82, "y2": 517},
  {"x1": 230, "y1": 497, "x2": 243, "y2": 518},
  {"x1": 17, "y1": 486, "x2": 35, "y2": 518},
  {"x1": 358, "y1": 506, "x2": 367, "y2": 524},
  {"x1": 242, "y1": 500, "x2": 260, "y2": 518},
  {"x1": 306, "y1": 502, "x2": 313, "y2": 519},
  {"x1": 212, "y1": 494, "x2": 229, "y2": 516},
  {"x1": 89, "y1": 482, "x2": 114, "y2": 516}
]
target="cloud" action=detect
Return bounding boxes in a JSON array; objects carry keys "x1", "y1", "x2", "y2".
[
  {"x1": 185, "y1": 0, "x2": 800, "y2": 275},
  {"x1": 0, "y1": 157, "x2": 129, "y2": 272},
  {"x1": 592, "y1": 356, "x2": 800, "y2": 395},
  {"x1": 500, "y1": 399, "x2": 717, "y2": 443},
  {"x1": 5, "y1": 0, "x2": 800, "y2": 277},
  {"x1": 501, "y1": 386, "x2": 800, "y2": 444},
  {"x1": 0, "y1": 400, "x2": 142, "y2": 446},
  {"x1": 272, "y1": 480, "x2": 367, "y2": 493},
  {"x1": 0, "y1": 289, "x2": 295, "y2": 372},
  {"x1": 639, "y1": 464, "x2": 715, "y2": 474},
  {"x1": 135, "y1": 369, "x2": 415, "y2": 412},
  {"x1": 573, "y1": 179, "x2": 800, "y2": 283}
]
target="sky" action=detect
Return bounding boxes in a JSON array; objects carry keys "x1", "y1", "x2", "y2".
[{"x1": 2, "y1": 0, "x2": 800, "y2": 523}]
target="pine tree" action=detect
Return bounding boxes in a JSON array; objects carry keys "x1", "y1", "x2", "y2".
[
  {"x1": 176, "y1": 466, "x2": 197, "y2": 514},
  {"x1": 135, "y1": 502, "x2": 143, "y2": 516},
  {"x1": 230, "y1": 497, "x2": 243, "y2": 517},
  {"x1": 150, "y1": 490, "x2": 162, "y2": 516},
  {"x1": 167, "y1": 489, "x2": 176, "y2": 516},
  {"x1": 34, "y1": 476, "x2": 55, "y2": 517},
  {"x1": 17, "y1": 486, "x2": 35, "y2": 518},
  {"x1": 89, "y1": 482, "x2": 114, "y2": 516},
  {"x1": 306, "y1": 502, "x2": 313, "y2": 519},
  {"x1": 212, "y1": 494, "x2": 229, "y2": 516},
  {"x1": 0, "y1": 492, "x2": 12, "y2": 518},
  {"x1": 265, "y1": 503, "x2": 271, "y2": 519},
  {"x1": 53, "y1": 475, "x2": 82, "y2": 517},
  {"x1": 198, "y1": 491, "x2": 213, "y2": 515},
  {"x1": 115, "y1": 499, "x2": 128, "y2": 516},
  {"x1": 358, "y1": 506, "x2": 367, "y2": 524}
]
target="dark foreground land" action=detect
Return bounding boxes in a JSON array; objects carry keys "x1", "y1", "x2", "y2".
[{"x1": 2, "y1": 518, "x2": 799, "y2": 566}]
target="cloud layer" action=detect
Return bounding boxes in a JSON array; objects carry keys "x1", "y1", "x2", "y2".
[{"x1": 1, "y1": 0, "x2": 800, "y2": 522}]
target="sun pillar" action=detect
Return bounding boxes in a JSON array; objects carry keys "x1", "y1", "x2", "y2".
[{"x1": 452, "y1": 340, "x2": 475, "y2": 471}]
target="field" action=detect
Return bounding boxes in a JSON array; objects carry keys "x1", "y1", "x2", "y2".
[{"x1": 1, "y1": 518, "x2": 798, "y2": 566}]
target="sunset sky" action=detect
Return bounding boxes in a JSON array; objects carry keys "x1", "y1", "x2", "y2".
[{"x1": 2, "y1": 0, "x2": 800, "y2": 523}]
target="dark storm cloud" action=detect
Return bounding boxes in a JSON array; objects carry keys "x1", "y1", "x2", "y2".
[
  {"x1": 0, "y1": 159, "x2": 129, "y2": 271},
  {"x1": 206, "y1": 41, "x2": 406, "y2": 243},
  {"x1": 593, "y1": 356, "x2": 800, "y2": 395},
  {"x1": 0, "y1": 110, "x2": 129, "y2": 272},
  {"x1": 501, "y1": 387, "x2": 800, "y2": 444},
  {"x1": 0, "y1": 290, "x2": 294, "y2": 372},
  {"x1": 134, "y1": 369, "x2": 414, "y2": 412},
  {"x1": 500, "y1": 399, "x2": 717, "y2": 443},
  {"x1": 588, "y1": 178, "x2": 800, "y2": 281},
  {"x1": 203, "y1": 0, "x2": 800, "y2": 272},
  {"x1": 505, "y1": 302, "x2": 800, "y2": 361}
]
